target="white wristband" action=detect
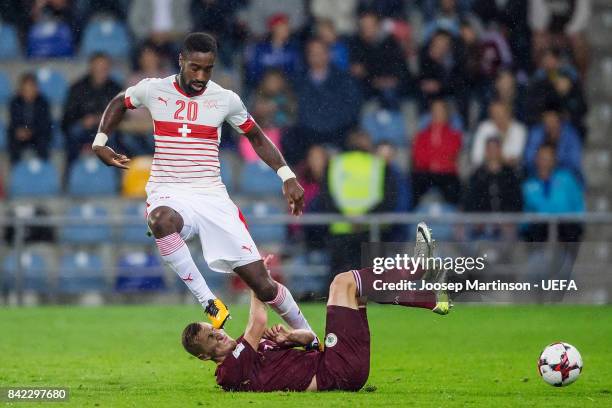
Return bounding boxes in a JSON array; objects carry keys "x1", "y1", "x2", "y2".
[
  {"x1": 277, "y1": 165, "x2": 296, "y2": 182},
  {"x1": 92, "y1": 132, "x2": 108, "y2": 148}
]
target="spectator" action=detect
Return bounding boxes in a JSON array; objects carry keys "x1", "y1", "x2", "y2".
[
  {"x1": 314, "y1": 130, "x2": 398, "y2": 280},
  {"x1": 524, "y1": 108, "x2": 582, "y2": 179},
  {"x1": 76, "y1": 0, "x2": 127, "y2": 22},
  {"x1": 315, "y1": 18, "x2": 350, "y2": 71},
  {"x1": 190, "y1": 0, "x2": 245, "y2": 66},
  {"x1": 62, "y1": 53, "x2": 122, "y2": 166},
  {"x1": 244, "y1": 13, "x2": 302, "y2": 88},
  {"x1": 523, "y1": 143, "x2": 584, "y2": 301},
  {"x1": 8, "y1": 73, "x2": 52, "y2": 163},
  {"x1": 525, "y1": 48, "x2": 587, "y2": 137},
  {"x1": 471, "y1": 100, "x2": 527, "y2": 168},
  {"x1": 418, "y1": 30, "x2": 466, "y2": 114},
  {"x1": 241, "y1": 0, "x2": 306, "y2": 38},
  {"x1": 412, "y1": 99, "x2": 462, "y2": 205},
  {"x1": 488, "y1": 69, "x2": 527, "y2": 123},
  {"x1": 239, "y1": 94, "x2": 282, "y2": 162},
  {"x1": 464, "y1": 138, "x2": 523, "y2": 239},
  {"x1": 529, "y1": 0, "x2": 591, "y2": 79},
  {"x1": 254, "y1": 69, "x2": 296, "y2": 128},
  {"x1": 286, "y1": 38, "x2": 361, "y2": 165},
  {"x1": 348, "y1": 11, "x2": 409, "y2": 106},
  {"x1": 310, "y1": 0, "x2": 358, "y2": 36},
  {"x1": 296, "y1": 144, "x2": 329, "y2": 250},
  {"x1": 119, "y1": 43, "x2": 171, "y2": 156},
  {"x1": 30, "y1": 0, "x2": 79, "y2": 38},
  {"x1": 465, "y1": 137, "x2": 523, "y2": 212},
  {"x1": 376, "y1": 141, "x2": 412, "y2": 241},
  {"x1": 471, "y1": 0, "x2": 531, "y2": 73},
  {"x1": 422, "y1": 0, "x2": 465, "y2": 41},
  {"x1": 26, "y1": 0, "x2": 77, "y2": 58},
  {"x1": 128, "y1": 0, "x2": 192, "y2": 59}
]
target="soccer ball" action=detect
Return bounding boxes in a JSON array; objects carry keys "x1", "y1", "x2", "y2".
[{"x1": 537, "y1": 342, "x2": 583, "y2": 386}]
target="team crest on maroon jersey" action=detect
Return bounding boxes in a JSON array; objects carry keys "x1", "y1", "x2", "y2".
[{"x1": 325, "y1": 333, "x2": 338, "y2": 348}]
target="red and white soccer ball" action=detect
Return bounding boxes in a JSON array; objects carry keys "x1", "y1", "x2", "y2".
[{"x1": 538, "y1": 342, "x2": 583, "y2": 387}]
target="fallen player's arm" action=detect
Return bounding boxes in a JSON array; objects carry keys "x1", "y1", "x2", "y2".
[
  {"x1": 243, "y1": 291, "x2": 268, "y2": 350},
  {"x1": 263, "y1": 324, "x2": 315, "y2": 348},
  {"x1": 244, "y1": 124, "x2": 304, "y2": 215}
]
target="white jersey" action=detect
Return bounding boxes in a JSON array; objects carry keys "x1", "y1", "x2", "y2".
[{"x1": 124, "y1": 75, "x2": 255, "y2": 193}]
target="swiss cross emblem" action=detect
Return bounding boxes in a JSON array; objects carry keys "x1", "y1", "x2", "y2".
[{"x1": 178, "y1": 123, "x2": 191, "y2": 137}]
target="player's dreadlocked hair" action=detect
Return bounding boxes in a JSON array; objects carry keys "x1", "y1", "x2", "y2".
[
  {"x1": 182, "y1": 322, "x2": 206, "y2": 359},
  {"x1": 181, "y1": 32, "x2": 217, "y2": 56}
]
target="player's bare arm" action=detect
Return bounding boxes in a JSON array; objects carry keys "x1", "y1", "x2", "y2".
[
  {"x1": 263, "y1": 324, "x2": 315, "y2": 347},
  {"x1": 92, "y1": 92, "x2": 131, "y2": 169},
  {"x1": 244, "y1": 124, "x2": 305, "y2": 215},
  {"x1": 243, "y1": 291, "x2": 268, "y2": 350}
]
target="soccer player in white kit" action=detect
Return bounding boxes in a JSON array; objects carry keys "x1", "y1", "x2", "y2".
[{"x1": 92, "y1": 33, "x2": 316, "y2": 343}]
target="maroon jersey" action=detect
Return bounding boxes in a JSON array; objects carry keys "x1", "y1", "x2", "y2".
[{"x1": 215, "y1": 336, "x2": 320, "y2": 392}]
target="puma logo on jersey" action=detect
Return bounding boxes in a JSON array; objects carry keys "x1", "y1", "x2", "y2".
[
  {"x1": 182, "y1": 273, "x2": 193, "y2": 282},
  {"x1": 241, "y1": 245, "x2": 253, "y2": 253},
  {"x1": 157, "y1": 96, "x2": 169, "y2": 105}
]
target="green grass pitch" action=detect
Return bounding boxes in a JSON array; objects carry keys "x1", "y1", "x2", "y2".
[{"x1": 1, "y1": 304, "x2": 611, "y2": 407}]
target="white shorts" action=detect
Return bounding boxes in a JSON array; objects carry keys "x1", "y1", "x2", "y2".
[{"x1": 145, "y1": 185, "x2": 261, "y2": 273}]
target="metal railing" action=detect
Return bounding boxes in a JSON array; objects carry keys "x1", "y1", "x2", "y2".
[{"x1": 2, "y1": 212, "x2": 612, "y2": 305}]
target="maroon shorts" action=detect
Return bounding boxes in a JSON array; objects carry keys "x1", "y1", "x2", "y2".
[{"x1": 316, "y1": 306, "x2": 370, "y2": 391}]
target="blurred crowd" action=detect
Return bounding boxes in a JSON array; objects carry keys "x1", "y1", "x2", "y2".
[{"x1": 0, "y1": 0, "x2": 592, "y2": 255}]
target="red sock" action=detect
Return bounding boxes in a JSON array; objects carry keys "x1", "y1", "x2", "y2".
[{"x1": 351, "y1": 267, "x2": 436, "y2": 310}]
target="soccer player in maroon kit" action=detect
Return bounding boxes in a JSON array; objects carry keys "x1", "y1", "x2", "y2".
[{"x1": 181, "y1": 223, "x2": 451, "y2": 392}]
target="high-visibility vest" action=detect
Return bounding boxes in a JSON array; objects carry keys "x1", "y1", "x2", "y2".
[{"x1": 328, "y1": 151, "x2": 385, "y2": 234}]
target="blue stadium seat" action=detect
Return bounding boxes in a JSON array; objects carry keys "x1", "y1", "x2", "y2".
[
  {"x1": 241, "y1": 202, "x2": 286, "y2": 244},
  {"x1": 36, "y1": 68, "x2": 68, "y2": 105},
  {"x1": 0, "y1": 71, "x2": 11, "y2": 105},
  {"x1": 26, "y1": 20, "x2": 74, "y2": 58},
  {"x1": 50, "y1": 122, "x2": 65, "y2": 150},
  {"x1": 120, "y1": 202, "x2": 152, "y2": 244},
  {"x1": 81, "y1": 19, "x2": 130, "y2": 58},
  {"x1": 192, "y1": 253, "x2": 226, "y2": 292},
  {"x1": 58, "y1": 251, "x2": 106, "y2": 293},
  {"x1": 2, "y1": 250, "x2": 49, "y2": 291},
  {"x1": 68, "y1": 155, "x2": 118, "y2": 196},
  {"x1": 115, "y1": 251, "x2": 166, "y2": 292},
  {"x1": 0, "y1": 23, "x2": 20, "y2": 59},
  {"x1": 9, "y1": 158, "x2": 60, "y2": 198},
  {"x1": 220, "y1": 160, "x2": 234, "y2": 193},
  {"x1": 59, "y1": 204, "x2": 112, "y2": 244},
  {"x1": 0, "y1": 119, "x2": 6, "y2": 150},
  {"x1": 239, "y1": 162, "x2": 281, "y2": 196},
  {"x1": 361, "y1": 109, "x2": 407, "y2": 146}
]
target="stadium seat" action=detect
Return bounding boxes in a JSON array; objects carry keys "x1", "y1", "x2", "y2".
[
  {"x1": 59, "y1": 203, "x2": 112, "y2": 244},
  {"x1": 2, "y1": 250, "x2": 49, "y2": 291},
  {"x1": 35, "y1": 67, "x2": 68, "y2": 105},
  {"x1": 50, "y1": 122, "x2": 64, "y2": 150},
  {"x1": 240, "y1": 202, "x2": 286, "y2": 244},
  {"x1": 120, "y1": 202, "x2": 152, "y2": 244},
  {"x1": 239, "y1": 161, "x2": 281, "y2": 196},
  {"x1": 26, "y1": 20, "x2": 74, "y2": 58},
  {"x1": 115, "y1": 251, "x2": 166, "y2": 292},
  {"x1": 9, "y1": 158, "x2": 60, "y2": 198},
  {"x1": 122, "y1": 156, "x2": 152, "y2": 198},
  {"x1": 0, "y1": 70, "x2": 11, "y2": 105},
  {"x1": 0, "y1": 119, "x2": 6, "y2": 150},
  {"x1": 361, "y1": 109, "x2": 407, "y2": 146},
  {"x1": 220, "y1": 160, "x2": 234, "y2": 193},
  {"x1": 68, "y1": 155, "x2": 118, "y2": 196},
  {"x1": 58, "y1": 251, "x2": 106, "y2": 293},
  {"x1": 0, "y1": 23, "x2": 20, "y2": 59},
  {"x1": 80, "y1": 18, "x2": 130, "y2": 58}
]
